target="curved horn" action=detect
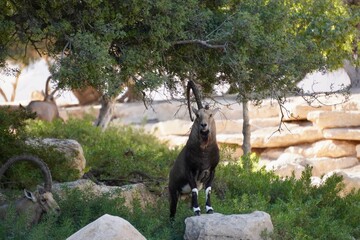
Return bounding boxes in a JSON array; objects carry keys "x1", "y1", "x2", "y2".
[
  {"x1": 187, "y1": 80, "x2": 203, "y2": 121},
  {"x1": 0, "y1": 155, "x2": 53, "y2": 192},
  {"x1": 45, "y1": 76, "x2": 53, "y2": 97}
]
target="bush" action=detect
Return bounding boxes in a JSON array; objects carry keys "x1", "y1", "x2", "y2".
[
  {"x1": 1, "y1": 118, "x2": 359, "y2": 239},
  {"x1": 25, "y1": 118, "x2": 178, "y2": 191}
]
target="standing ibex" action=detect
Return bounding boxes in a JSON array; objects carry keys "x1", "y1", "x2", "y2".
[
  {"x1": 0, "y1": 155, "x2": 60, "y2": 226},
  {"x1": 168, "y1": 80, "x2": 220, "y2": 219},
  {"x1": 27, "y1": 76, "x2": 60, "y2": 121}
]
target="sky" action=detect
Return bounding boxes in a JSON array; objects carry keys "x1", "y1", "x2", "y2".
[{"x1": 0, "y1": 59, "x2": 351, "y2": 105}]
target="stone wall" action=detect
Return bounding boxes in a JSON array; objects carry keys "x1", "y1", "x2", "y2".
[{"x1": 61, "y1": 93, "x2": 360, "y2": 194}]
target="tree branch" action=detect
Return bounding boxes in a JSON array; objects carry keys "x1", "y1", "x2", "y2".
[{"x1": 173, "y1": 39, "x2": 226, "y2": 50}]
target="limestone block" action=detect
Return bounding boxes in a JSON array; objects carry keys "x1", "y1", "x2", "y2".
[
  {"x1": 285, "y1": 140, "x2": 356, "y2": 158},
  {"x1": 323, "y1": 127, "x2": 360, "y2": 141},
  {"x1": 306, "y1": 157, "x2": 359, "y2": 177},
  {"x1": 251, "y1": 125, "x2": 323, "y2": 148},
  {"x1": 184, "y1": 211, "x2": 273, "y2": 240},
  {"x1": 307, "y1": 111, "x2": 360, "y2": 129},
  {"x1": 282, "y1": 104, "x2": 331, "y2": 121},
  {"x1": 66, "y1": 214, "x2": 146, "y2": 240},
  {"x1": 216, "y1": 120, "x2": 243, "y2": 134},
  {"x1": 250, "y1": 118, "x2": 280, "y2": 131},
  {"x1": 217, "y1": 134, "x2": 243, "y2": 146},
  {"x1": 356, "y1": 144, "x2": 360, "y2": 158},
  {"x1": 248, "y1": 99, "x2": 279, "y2": 118},
  {"x1": 260, "y1": 148, "x2": 286, "y2": 161},
  {"x1": 151, "y1": 119, "x2": 192, "y2": 136}
]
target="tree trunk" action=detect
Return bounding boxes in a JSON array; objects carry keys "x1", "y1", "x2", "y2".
[
  {"x1": 242, "y1": 98, "x2": 251, "y2": 155},
  {"x1": 343, "y1": 60, "x2": 360, "y2": 89},
  {"x1": 94, "y1": 96, "x2": 116, "y2": 129}
]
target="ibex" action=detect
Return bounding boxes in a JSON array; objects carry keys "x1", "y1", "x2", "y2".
[
  {"x1": 0, "y1": 155, "x2": 60, "y2": 226},
  {"x1": 27, "y1": 76, "x2": 60, "y2": 121},
  {"x1": 168, "y1": 80, "x2": 220, "y2": 219}
]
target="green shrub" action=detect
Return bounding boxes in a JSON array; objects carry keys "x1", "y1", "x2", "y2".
[
  {"x1": 26, "y1": 118, "x2": 178, "y2": 188},
  {"x1": 1, "y1": 118, "x2": 358, "y2": 239}
]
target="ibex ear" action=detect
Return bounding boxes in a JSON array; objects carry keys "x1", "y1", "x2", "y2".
[
  {"x1": 24, "y1": 189, "x2": 37, "y2": 202},
  {"x1": 192, "y1": 106, "x2": 199, "y2": 116}
]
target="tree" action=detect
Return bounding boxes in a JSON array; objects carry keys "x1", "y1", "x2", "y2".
[
  {"x1": 0, "y1": 0, "x2": 203, "y2": 127},
  {"x1": 164, "y1": 0, "x2": 354, "y2": 154},
  {"x1": 0, "y1": 0, "x2": 355, "y2": 153},
  {"x1": 342, "y1": 0, "x2": 360, "y2": 88}
]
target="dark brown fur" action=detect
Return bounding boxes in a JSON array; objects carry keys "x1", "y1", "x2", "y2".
[{"x1": 168, "y1": 80, "x2": 219, "y2": 219}]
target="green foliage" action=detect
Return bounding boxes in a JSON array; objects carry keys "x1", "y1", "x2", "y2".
[
  {"x1": 25, "y1": 118, "x2": 178, "y2": 186},
  {"x1": 0, "y1": 108, "x2": 81, "y2": 189},
  {"x1": 1, "y1": 119, "x2": 359, "y2": 239}
]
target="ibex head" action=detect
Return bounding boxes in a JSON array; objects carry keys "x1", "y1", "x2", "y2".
[
  {"x1": 187, "y1": 80, "x2": 219, "y2": 147},
  {"x1": 191, "y1": 106, "x2": 219, "y2": 143},
  {"x1": 26, "y1": 76, "x2": 60, "y2": 122},
  {"x1": 22, "y1": 186, "x2": 60, "y2": 215},
  {"x1": 0, "y1": 155, "x2": 60, "y2": 225}
]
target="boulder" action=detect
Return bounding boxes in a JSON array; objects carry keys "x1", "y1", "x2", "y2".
[
  {"x1": 26, "y1": 138, "x2": 86, "y2": 177},
  {"x1": 53, "y1": 179, "x2": 156, "y2": 210},
  {"x1": 184, "y1": 211, "x2": 273, "y2": 240},
  {"x1": 307, "y1": 111, "x2": 360, "y2": 129},
  {"x1": 66, "y1": 214, "x2": 146, "y2": 240}
]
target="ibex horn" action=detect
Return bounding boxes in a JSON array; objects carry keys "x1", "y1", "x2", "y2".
[
  {"x1": 0, "y1": 155, "x2": 53, "y2": 192},
  {"x1": 187, "y1": 80, "x2": 203, "y2": 121}
]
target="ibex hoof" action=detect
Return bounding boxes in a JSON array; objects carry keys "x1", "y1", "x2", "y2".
[
  {"x1": 206, "y1": 209, "x2": 214, "y2": 214},
  {"x1": 194, "y1": 210, "x2": 201, "y2": 216}
]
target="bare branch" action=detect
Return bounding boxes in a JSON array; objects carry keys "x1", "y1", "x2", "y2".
[{"x1": 173, "y1": 39, "x2": 226, "y2": 50}]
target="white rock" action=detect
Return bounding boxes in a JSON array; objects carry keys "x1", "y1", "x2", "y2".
[
  {"x1": 251, "y1": 125, "x2": 323, "y2": 148},
  {"x1": 282, "y1": 104, "x2": 332, "y2": 121},
  {"x1": 307, "y1": 111, "x2": 360, "y2": 129},
  {"x1": 285, "y1": 140, "x2": 356, "y2": 158},
  {"x1": 66, "y1": 214, "x2": 146, "y2": 240},
  {"x1": 184, "y1": 211, "x2": 273, "y2": 240},
  {"x1": 306, "y1": 157, "x2": 359, "y2": 176},
  {"x1": 260, "y1": 148, "x2": 286, "y2": 160},
  {"x1": 151, "y1": 119, "x2": 192, "y2": 136},
  {"x1": 53, "y1": 180, "x2": 156, "y2": 210},
  {"x1": 265, "y1": 153, "x2": 307, "y2": 179},
  {"x1": 323, "y1": 127, "x2": 360, "y2": 141},
  {"x1": 249, "y1": 99, "x2": 279, "y2": 118},
  {"x1": 322, "y1": 165, "x2": 360, "y2": 196},
  {"x1": 250, "y1": 118, "x2": 281, "y2": 131},
  {"x1": 26, "y1": 138, "x2": 86, "y2": 177}
]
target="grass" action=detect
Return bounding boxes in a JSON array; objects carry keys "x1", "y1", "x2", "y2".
[{"x1": 0, "y1": 116, "x2": 359, "y2": 239}]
